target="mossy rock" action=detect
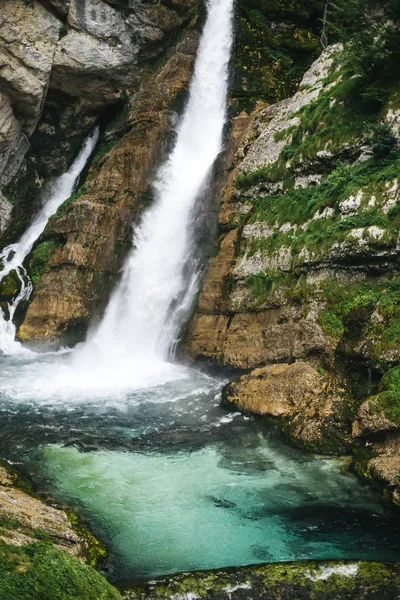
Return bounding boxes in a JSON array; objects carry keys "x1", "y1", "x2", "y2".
[
  {"x1": 0, "y1": 541, "x2": 121, "y2": 600},
  {"x1": 66, "y1": 510, "x2": 107, "y2": 569},
  {"x1": 0, "y1": 270, "x2": 21, "y2": 302},
  {"x1": 124, "y1": 560, "x2": 400, "y2": 599},
  {"x1": 368, "y1": 365, "x2": 400, "y2": 425},
  {"x1": 26, "y1": 240, "x2": 61, "y2": 286},
  {"x1": 232, "y1": 0, "x2": 323, "y2": 111}
]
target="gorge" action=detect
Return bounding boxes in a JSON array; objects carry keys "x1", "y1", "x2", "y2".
[{"x1": 0, "y1": 0, "x2": 400, "y2": 599}]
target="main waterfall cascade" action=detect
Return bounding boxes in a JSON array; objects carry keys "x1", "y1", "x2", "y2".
[
  {"x1": 0, "y1": 128, "x2": 99, "y2": 355},
  {"x1": 80, "y1": 0, "x2": 234, "y2": 369}
]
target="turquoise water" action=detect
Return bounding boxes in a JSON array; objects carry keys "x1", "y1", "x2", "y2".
[{"x1": 0, "y1": 355, "x2": 399, "y2": 584}]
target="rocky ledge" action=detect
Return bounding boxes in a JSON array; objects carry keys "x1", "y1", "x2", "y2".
[
  {"x1": 184, "y1": 43, "x2": 400, "y2": 506},
  {"x1": 0, "y1": 459, "x2": 120, "y2": 598},
  {"x1": 123, "y1": 561, "x2": 400, "y2": 600}
]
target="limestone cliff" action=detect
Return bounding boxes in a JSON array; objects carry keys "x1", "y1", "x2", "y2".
[
  {"x1": 185, "y1": 45, "x2": 400, "y2": 503},
  {"x1": 3, "y1": 0, "x2": 324, "y2": 343},
  {"x1": 0, "y1": 0, "x2": 199, "y2": 239}
]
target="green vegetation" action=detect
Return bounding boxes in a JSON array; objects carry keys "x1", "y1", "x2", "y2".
[
  {"x1": 59, "y1": 24, "x2": 68, "y2": 40},
  {"x1": 50, "y1": 186, "x2": 88, "y2": 221},
  {"x1": 244, "y1": 272, "x2": 289, "y2": 304},
  {"x1": 232, "y1": 0, "x2": 323, "y2": 111},
  {"x1": 0, "y1": 270, "x2": 21, "y2": 302},
  {"x1": 371, "y1": 365, "x2": 400, "y2": 425},
  {"x1": 27, "y1": 241, "x2": 61, "y2": 285},
  {"x1": 105, "y1": 105, "x2": 130, "y2": 134},
  {"x1": 317, "y1": 279, "x2": 400, "y2": 356},
  {"x1": 327, "y1": 0, "x2": 400, "y2": 107},
  {"x1": 92, "y1": 139, "x2": 119, "y2": 169},
  {"x1": 67, "y1": 511, "x2": 107, "y2": 569},
  {"x1": 319, "y1": 309, "x2": 344, "y2": 338},
  {"x1": 0, "y1": 541, "x2": 120, "y2": 600},
  {"x1": 126, "y1": 560, "x2": 400, "y2": 599}
]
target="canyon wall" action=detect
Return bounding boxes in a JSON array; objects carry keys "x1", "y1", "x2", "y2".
[{"x1": 185, "y1": 44, "x2": 400, "y2": 504}]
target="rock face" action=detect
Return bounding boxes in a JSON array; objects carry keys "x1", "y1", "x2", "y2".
[
  {"x1": 0, "y1": 0, "x2": 199, "y2": 241},
  {"x1": 222, "y1": 362, "x2": 352, "y2": 454},
  {"x1": 123, "y1": 561, "x2": 400, "y2": 600},
  {"x1": 185, "y1": 45, "x2": 400, "y2": 372},
  {"x1": 18, "y1": 30, "x2": 199, "y2": 344},
  {"x1": 0, "y1": 0, "x2": 60, "y2": 232},
  {"x1": 184, "y1": 44, "x2": 400, "y2": 501},
  {"x1": 223, "y1": 362, "x2": 325, "y2": 417},
  {"x1": 0, "y1": 461, "x2": 83, "y2": 557}
]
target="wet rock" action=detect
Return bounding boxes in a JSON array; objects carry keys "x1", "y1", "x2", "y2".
[
  {"x1": 352, "y1": 399, "x2": 398, "y2": 438},
  {"x1": 0, "y1": 269, "x2": 22, "y2": 303},
  {"x1": 0, "y1": 462, "x2": 83, "y2": 557},
  {"x1": 123, "y1": 560, "x2": 400, "y2": 599},
  {"x1": 222, "y1": 362, "x2": 323, "y2": 417},
  {"x1": 222, "y1": 362, "x2": 352, "y2": 454},
  {"x1": 367, "y1": 433, "x2": 400, "y2": 506},
  {"x1": 18, "y1": 30, "x2": 200, "y2": 344}
]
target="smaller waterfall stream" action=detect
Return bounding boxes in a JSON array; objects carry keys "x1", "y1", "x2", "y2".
[{"x1": 0, "y1": 128, "x2": 99, "y2": 355}]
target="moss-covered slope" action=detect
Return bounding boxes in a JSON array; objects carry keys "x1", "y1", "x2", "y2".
[{"x1": 124, "y1": 561, "x2": 400, "y2": 600}]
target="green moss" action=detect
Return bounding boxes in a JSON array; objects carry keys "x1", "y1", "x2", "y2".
[
  {"x1": 66, "y1": 511, "x2": 107, "y2": 569},
  {"x1": 27, "y1": 241, "x2": 61, "y2": 285},
  {"x1": 59, "y1": 24, "x2": 68, "y2": 39},
  {"x1": 244, "y1": 272, "x2": 289, "y2": 304},
  {"x1": 371, "y1": 366, "x2": 400, "y2": 425},
  {"x1": 0, "y1": 541, "x2": 120, "y2": 600},
  {"x1": 50, "y1": 186, "x2": 88, "y2": 222},
  {"x1": 0, "y1": 270, "x2": 21, "y2": 302},
  {"x1": 92, "y1": 139, "x2": 119, "y2": 170},
  {"x1": 231, "y1": 0, "x2": 323, "y2": 112},
  {"x1": 125, "y1": 560, "x2": 400, "y2": 599},
  {"x1": 319, "y1": 310, "x2": 344, "y2": 338}
]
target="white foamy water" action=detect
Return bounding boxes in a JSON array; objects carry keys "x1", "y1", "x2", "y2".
[
  {"x1": 0, "y1": 0, "x2": 234, "y2": 403},
  {"x1": 0, "y1": 128, "x2": 99, "y2": 355},
  {"x1": 78, "y1": 0, "x2": 234, "y2": 367}
]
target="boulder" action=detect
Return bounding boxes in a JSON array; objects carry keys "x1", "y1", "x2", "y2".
[{"x1": 222, "y1": 362, "x2": 352, "y2": 454}]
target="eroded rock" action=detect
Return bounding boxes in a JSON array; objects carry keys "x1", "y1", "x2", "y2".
[
  {"x1": 0, "y1": 462, "x2": 82, "y2": 557},
  {"x1": 18, "y1": 30, "x2": 200, "y2": 344},
  {"x1": 222, "y1": 362, "x2": 352, "y2": 454}
]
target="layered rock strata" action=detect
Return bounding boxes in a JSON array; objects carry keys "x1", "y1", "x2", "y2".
[{"x1": 185, "y1": 45, "x2": 400, "y2": 503}]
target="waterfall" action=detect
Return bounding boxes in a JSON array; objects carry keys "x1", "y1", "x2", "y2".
[
  {"x1": 0, "y1": 0, "x2": 233, "y2": 400},
  {"x1": 76, "y1": 0, "x2": 234, "y2": 375},
  {"x1": 0, "y1": 128, "x2": 99, "y2": 355}
]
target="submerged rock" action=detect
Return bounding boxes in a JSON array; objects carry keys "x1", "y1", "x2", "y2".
[{"x1": 123, "y1": 561, "x2": 400, "y2": 599}]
